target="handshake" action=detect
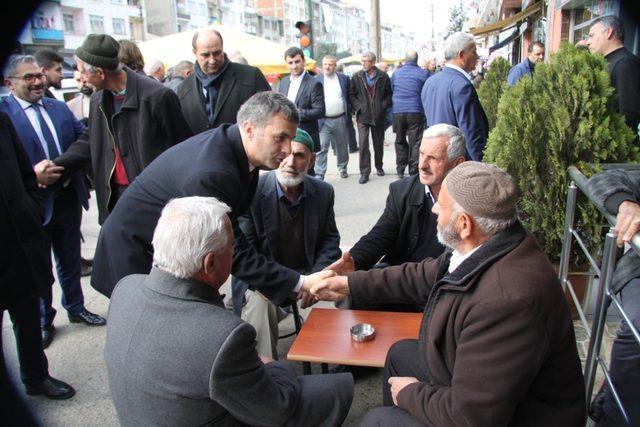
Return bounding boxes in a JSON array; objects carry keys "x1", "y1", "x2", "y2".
[
  {"x1": 299, "y1": 252, "x2": 355, "y2": 307},
  {"x1": 34, "y1": 159, "x2": 64, "y2": 188}
]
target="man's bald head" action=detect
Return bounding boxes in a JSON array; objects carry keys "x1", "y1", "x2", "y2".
[{"x1": 192, "y1": 29, "x2": 225, "y2": 76}]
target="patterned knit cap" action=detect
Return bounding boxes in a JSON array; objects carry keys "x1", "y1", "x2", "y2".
[{"x1": 444, "y1": 161, "x2": 517, "y2": 220}]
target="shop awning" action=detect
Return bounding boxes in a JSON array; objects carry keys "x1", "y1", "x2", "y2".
[{"x1": 470, "y1": 1, "x2": 542, "y2": 37}]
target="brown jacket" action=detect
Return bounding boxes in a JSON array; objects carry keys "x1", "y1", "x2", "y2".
[{"x1": 349, "y1": 222, "x2": 585, "y2": 426}]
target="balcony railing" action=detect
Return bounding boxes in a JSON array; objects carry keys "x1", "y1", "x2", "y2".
[{"x1": 32, "y1": 28, "x2": 64, "y2": 43}]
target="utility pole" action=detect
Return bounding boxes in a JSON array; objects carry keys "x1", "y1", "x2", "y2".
[{"x1": 370, "y1": 0, "x2": 381, "y2": 59}]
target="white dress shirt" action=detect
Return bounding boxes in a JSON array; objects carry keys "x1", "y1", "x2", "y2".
[
  {"x1": 322, "y1": 73, "x2": 345, "y2": 117},
  {"x1": 445, "y1": 63, "x2": 472, "y2": 82},
  {"x1": 448, "y1": 245, "x2": 482, "y2": 273},
  {"x1": 14, "y1": 95, "x2": 63, "y2": 159},
  {"x1": 287, "y1": 71, "x2": 306, "y2": 103}
]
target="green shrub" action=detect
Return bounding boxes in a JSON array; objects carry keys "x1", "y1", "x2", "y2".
[
  {"x1": 477, "y1": 57, "x2": 511, "y2": 130},
  {"x1": 484, "y1": 43, "x2": 639, "y2": 263}
]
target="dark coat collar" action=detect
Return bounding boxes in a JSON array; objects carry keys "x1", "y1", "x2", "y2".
[
  {"x1": 438, "y1": 221, "x2": 528, "y2": 288},
  {"x1": 145, "y1": 267, "x2": 224, "y2": 307},
  {"x1": 100, "y1": 67, "x2": 140, "y2": 111}
]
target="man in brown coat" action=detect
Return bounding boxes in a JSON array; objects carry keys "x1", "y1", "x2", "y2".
[{"x1": 312, "y1": 162, "x2": 586, "y2": 426}]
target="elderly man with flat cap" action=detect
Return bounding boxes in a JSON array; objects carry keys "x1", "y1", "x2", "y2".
[{"x1": 313, "y1": 161, "x2": 586, "y2": 426}]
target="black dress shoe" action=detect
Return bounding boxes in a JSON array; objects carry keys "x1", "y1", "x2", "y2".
[
  {"x1": 42, "y1": 325, "x2": 55, "y2": 349},
  {"x1": 359, "y1": 175, "x2": 369, "y2": 184},
  {"x1": 68, "y1": 309, "x2": 106, "y2": 326},
  {"x1": 340, "y1": 170, "x2": 348, "y2": 178},
  {"x1": 376, "y1": 169, "x2": 385, "y2": 176},
  {"x1": 25, "y1": 376, "x2": 75, "y2": 400}
]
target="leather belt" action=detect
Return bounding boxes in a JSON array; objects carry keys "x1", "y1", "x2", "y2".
[{"x1": 325, "y1": 113, "x2": 345, "y2": 119}]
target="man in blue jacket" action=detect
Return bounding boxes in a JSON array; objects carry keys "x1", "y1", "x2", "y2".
[
  {"x1": 421, "y1": 32, "x2": 488, "y2": 161},
  {"x1": 391, "y1": 51, "x2": 431, "y2": 177},
  {"x1": 1, "y1": 55, "x2": 106, "y2": 349},
  {"x1": 507, "y1": 41, "x2": 545, "y2": 86}
]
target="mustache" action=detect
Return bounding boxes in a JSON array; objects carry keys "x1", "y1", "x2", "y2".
[
  {"x1": 28, "y1": 84, "x2": 44, "y2": 90},
  {"x1": 280, "y1": 168, "x2": 299, "y2": 175}
]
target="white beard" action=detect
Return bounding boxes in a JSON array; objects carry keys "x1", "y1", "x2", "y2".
[
  {"x1": 276, "y1": 168, "x2": 305, "y2": 188},
  {"x1": 436, "y1": 218, "x2": 461, "y2": 250}
]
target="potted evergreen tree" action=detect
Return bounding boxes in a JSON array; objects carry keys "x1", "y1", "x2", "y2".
[
  {"x1": 484, "y1": 43, "x2": 639, "y2": 310},
  {"x1": 478, "y1": 56, "x2": 511, "y2": 130}
]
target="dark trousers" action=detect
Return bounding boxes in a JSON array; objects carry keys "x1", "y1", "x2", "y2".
[
  {"x1": 348, "y1": 116, "x2": 358, "y2": 151},
  {"x1": 393, "y1": 113, "x2": 424, "y2": 175},
  {"x1": 359, "y1": 339, "x2": 427, "y2": 426},
  {"x1": 602, "y1": 277, "x2": 640, "y2": 426},
  {"x1": 358, "y1": 122, "x2": 385, "y2": 176},
  {"x1": 4, "y1": 297, "x2": 49, "y2": 384},
  {"x1": 40, "y1": 189, "x2": 84, "y2": 328}
]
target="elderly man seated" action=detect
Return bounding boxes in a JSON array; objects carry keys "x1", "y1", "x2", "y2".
[
  {"x1": 233, "y1": 128, "x2": 340, "y2": 359},
  {"x1": 312, "y1": 162, "x2": 586, "y2": 426},
  {"x1": 105, "y1": 196, "x2": 353, "y2": 426}
]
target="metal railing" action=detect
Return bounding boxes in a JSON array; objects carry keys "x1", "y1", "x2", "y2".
[{"x1": 558, "y1": 165, "x2": 640, "y2": 425}]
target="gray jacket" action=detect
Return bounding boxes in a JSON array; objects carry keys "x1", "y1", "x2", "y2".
[
  {"x1": 588, "y1": 169, "x2": 640, "y2": 293},
  {"x1": 105, "y1": 267, "x2": 353, "y2": 426}
]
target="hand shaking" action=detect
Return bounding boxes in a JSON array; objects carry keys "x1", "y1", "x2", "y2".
[{"x1": 34, "y1": 159, "x2": 64, "y2": 188}]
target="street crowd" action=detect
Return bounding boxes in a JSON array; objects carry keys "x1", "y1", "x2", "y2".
[{"x1": 1, "y1": 13, "x2": 640, "y2": 427}]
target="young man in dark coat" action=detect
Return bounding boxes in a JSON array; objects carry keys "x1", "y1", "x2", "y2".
[
  {"x1": 53, "y1": 34, "x2": 193, "y2": 224},
  {"x1": 313, "y1": 162, "x2": 586, "y2": 426},
  {"x1": 90, "y1": 91, "x2": 335, "y2": 305},
  {"x1": 350, "y1": 51, "x2": 392, "y2": 184},
  {"x1": 177, "y1": 28, "x2": 271, "y2": 135}
]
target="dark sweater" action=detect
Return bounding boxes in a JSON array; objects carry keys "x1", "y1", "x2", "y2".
[{"x1": 606, "y1": 47, "x2": 640, "y2": 137}]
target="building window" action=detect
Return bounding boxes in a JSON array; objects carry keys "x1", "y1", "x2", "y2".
[
  {"x1": 112, "y1": 18, "x2": 126, "y2": 35},
  {"x1": 198, "y1": 2, "x2": 206, "y2": 16},
  {"x1": 63, "y1": 13, "x2": 75, "y2": 33},
  {"x1": 89, "y1": 15, "x2": 104, "y2": 33},
  {"x1": 188, "y1": 0, "x2": 196, "y2": 14}
]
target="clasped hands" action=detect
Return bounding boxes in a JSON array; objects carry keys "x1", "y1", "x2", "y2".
[
  {"x1": 34, "y1": 159, "x2": 64, "y2": 188},
  {"x1": 297, "y1": 252, "x2": 355, "y2": 308}
]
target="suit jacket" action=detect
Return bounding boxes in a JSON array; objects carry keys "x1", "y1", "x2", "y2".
[
  {"x1": 106, "y1": 267, "x2": 353, "y2": 426},
  {"x1": 349, "y1": 175, "x2": 443, "y2": 270},
  {"x1": 278, "y1": 72, "x2": 325, "y2": 139},
  {"x1": 315, "y1": 72, "x2": 350, "y2": 130},
  {"x1": 349, "y1": 67, "x2": 392, "y2": 126},
  {"x1": 233, "y1": 171, "x2": 341, "y2": 311},
  {"x1": 0, "y1": 112, "x2": 52, "y2": 310},
  {"x1": 0, "y1": 95, "x2": 89, "y2": 224},
  {"x1": 177, "y1": 62, "x2": 271, "y2": 134},
  {"x1": 421, "y1": 66, "x2": 489, "y2": 161},
  {"x1": 90, "y1": 124, "x2": 300, "y2": 302},
  {"x1": 66, "y1": 94, "x2": 90, "y2": 121}
]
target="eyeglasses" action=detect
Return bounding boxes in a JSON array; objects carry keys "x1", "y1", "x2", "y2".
[{"x1": 9, "y1": 73, "x2": 45, "y2": 82}]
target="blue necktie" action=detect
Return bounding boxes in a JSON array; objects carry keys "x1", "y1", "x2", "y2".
[{"x1": 31, "y1": 104, "x2": 60, "y2": 159}]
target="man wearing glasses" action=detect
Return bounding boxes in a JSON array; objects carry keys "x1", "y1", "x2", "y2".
[{"x1": 0, "y1": 55, "x2": 106, "y2": 350}]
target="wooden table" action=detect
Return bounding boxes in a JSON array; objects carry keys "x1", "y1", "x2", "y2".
[{"x1": 287, "y1": 308, "x2": 422, "y2": 374}]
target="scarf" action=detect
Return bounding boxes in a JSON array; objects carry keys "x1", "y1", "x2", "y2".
[{"x1": 194, "y1": 55, "x2": 230, "y2": 125}]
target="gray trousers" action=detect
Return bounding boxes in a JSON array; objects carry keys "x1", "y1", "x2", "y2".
[
  {"x1": 317, "y1": 115, "x2": 350, "y2": 177},
  {"x1": 241, "y1": 290, "x2": 287, "y2": 360}
]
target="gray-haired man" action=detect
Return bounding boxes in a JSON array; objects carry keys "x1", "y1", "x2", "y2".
[
  {"x1": 106, "y1": 196, "x2": 353, "y2": 426},
  {"x1": 91, "y1": 91, "x2": 337, "y2": 309},
  {"x1": 315, "y1": 162, "x2": 585, "y2": 426}
]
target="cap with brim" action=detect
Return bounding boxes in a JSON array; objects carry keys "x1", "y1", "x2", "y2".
[
  {"x1": 292, "y1": 128, "x2": 314, "y2": 153},
  {"x1": 75, "y1": 34, "x2": 120, "y2": 69}
]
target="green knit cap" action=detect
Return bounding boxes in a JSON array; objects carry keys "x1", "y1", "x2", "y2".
[
  {"x1": 293, "y1": 128, "x2": 314, "y2": 152},
  {"x1": 75, "y1": 34, "x2": 121, "y2": 69}
]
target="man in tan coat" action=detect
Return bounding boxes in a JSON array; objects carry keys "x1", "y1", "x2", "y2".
[{"x1": 313, "y1": 162, "x2": 586, "y2": 426}]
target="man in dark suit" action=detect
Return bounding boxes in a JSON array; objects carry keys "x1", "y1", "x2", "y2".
[
  {"x1": 91, "y1": 91, "x2": 335, "y2": 304},
  {"x1": 0, "y1": 111, "x2": 75, "y2": 400},
  {"x1": 234, "y1": 129, "x2": 340, "y2": 358},
  {"x1": 177, "y1": 28, "x2": 271, "y2": 135},
  {"x1": 421, "y1": 32, "x2": 488, "y2": 161},
  {"x1": 315, "y1": 55, "x2": 351, "y2": 179},
  {"x1": 1, "y1": 55, "x2": 105, "y2": 349},
  {"x1": 278, "y1": 47, "x2": 325, "y2": 157},
  {"x1": 350, "y1": 51, "x2": 392, "y2": 184},
  {"x1": 327, "y1": 124, "x2": 466, "y2": 311},
  {"x1": 105, "y1": 196, "x2": 353, "y2": 426}
]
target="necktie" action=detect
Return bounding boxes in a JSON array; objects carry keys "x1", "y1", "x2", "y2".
[{"x1": 31, "y1": 103, "x2": 60, "y2": 159}]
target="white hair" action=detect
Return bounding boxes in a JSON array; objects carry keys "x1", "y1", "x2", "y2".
[
  {"x1": 444, "y1": 32, "x2": 476, "y2": 61},
  {"x1": 423, "y1": 124, "x2": 467, "y2": 160},
  {"x1": 144, "y1": 59, "x2": 164, "y2": 75},
  {"x1": 450, "y1": 200, "x2": 517, "y2": 238},
  {"x1": 152, "y1": 196, "x2": 232, "y2": 279}
]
